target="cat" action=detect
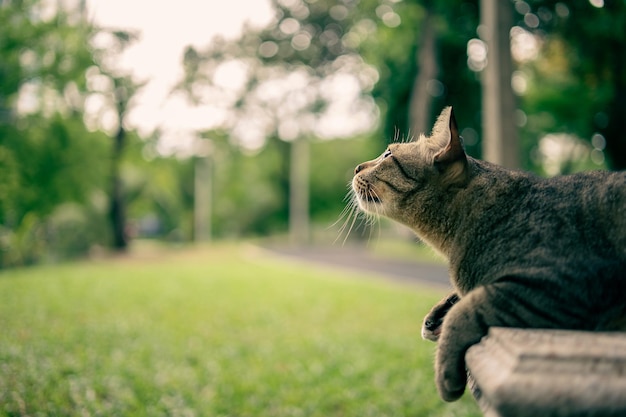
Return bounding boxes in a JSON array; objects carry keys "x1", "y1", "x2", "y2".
[{"x1": 351, "y1": 106, "x2": 626, "y2": 402}]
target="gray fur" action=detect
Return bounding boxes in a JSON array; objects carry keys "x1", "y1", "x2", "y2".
[{"x1": 352, "y1": 107, "x2": 626, "y2": 402}]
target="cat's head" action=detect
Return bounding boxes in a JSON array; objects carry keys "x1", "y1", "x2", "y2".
[{"x1": 351, "y1": 106, "x2": 468, "y2": 224}]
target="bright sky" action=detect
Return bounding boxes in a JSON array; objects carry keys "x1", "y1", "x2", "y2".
[{"x1": 86, "y1": 0, "x2": 274, "y2": 141}]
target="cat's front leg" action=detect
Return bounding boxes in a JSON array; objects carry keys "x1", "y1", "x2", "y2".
[
  {"x1": 435, "y1": 286, "x2": 496, "y2": 402},
  {"x1": 422, "y1": 292, "x2": 460, "y2": 341}
]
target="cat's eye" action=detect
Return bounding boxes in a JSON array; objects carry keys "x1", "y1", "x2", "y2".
[{"x1": 382, "y1": 149, "x2": 392, "y2": 159}]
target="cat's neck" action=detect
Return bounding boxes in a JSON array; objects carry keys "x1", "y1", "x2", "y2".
[{"x1": 408, "y1": 158, "x2": 529, "y2": 259}]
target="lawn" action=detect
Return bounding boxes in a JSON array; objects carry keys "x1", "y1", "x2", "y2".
[{"x1": 0, "y1": 244, "x2": 480, "y2": 417}]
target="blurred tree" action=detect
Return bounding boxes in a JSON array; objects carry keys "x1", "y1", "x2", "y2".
[
  {"x1": 0, "y1": 0, "x2": 115, "y2": 266},
  {"x1": 514, "y1": 0, "x2": 626, "y2": 170},
  {"x1": 176, "y1": 1, "x2": 378, "y2": 237},
  {"x1": 0, "y1": 1, "x2": 146, "y2": 265},
  {"x1": 178, "y1": 0, "x2": 483, "y2": 148},
  {"x1": 202, "y1": 130, "x2": 289, "y2": 238},
  {"x1": 0, "y1": 1, "x2": 97, "y2": 224},
  {"x1": 83, "y1": 28, "x2": 145, "y2": 251},
  {"x1": 111, "y1": 130, "x2": 192, "y2": 243},
  {"x1": 176, "y1": 0, "x2": 482, "y2": 237},
  {"x1": 358, "y1": 0, "x2": 481, "y2": 151},
  {"x1": 479, "y1": 0, "x2": 519, "y2": 168},
  {"x1": 265, "y1": 0, "x2": 481, "y2": 148}
]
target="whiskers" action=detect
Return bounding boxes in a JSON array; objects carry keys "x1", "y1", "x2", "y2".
[{"x1": 330, "y1": 186, "x2": 383, "y2": 246}]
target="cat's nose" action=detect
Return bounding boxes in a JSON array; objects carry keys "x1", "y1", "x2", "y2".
[{"x1": 354, "y1": 164, "x2": 363, "y2": 174}]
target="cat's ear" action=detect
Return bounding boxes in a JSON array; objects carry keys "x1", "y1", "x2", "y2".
[
  {"x1": 433, "y1": 107, "x2": 464, "y2": 164},
  {"x1": 433, "y1": 107, "x2": 468, "y2": 184}
]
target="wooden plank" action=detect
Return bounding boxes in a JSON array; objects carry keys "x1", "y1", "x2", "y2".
[{"x1": 466, "y1": 327, "x2": 626, "y2": 417}]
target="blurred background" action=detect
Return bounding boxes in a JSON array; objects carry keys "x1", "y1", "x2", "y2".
[{"x1": 1, "y1": 0, "x2": 624, "y2": 268}]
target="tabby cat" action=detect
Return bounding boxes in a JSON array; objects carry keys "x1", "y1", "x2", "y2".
[{"x1": 351, "y1": 107, "x2": 626, "y2": 402}]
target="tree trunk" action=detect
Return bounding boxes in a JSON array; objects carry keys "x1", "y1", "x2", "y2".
[
  {"x1": 109, "y1": 125, "x2": 127, "y2": 251},
  {"x1": 193, "y1": 154, "x2": 212, "y2": 242},
  {"x1": 408, "y1": 3, "x2": 437, "y2": 138},
  {"x1": 480, "y1": 0, "x2": 519, "y2": 169},
  {"x1": 289, "y1": 138, "x2": 309, "y2": 245},
  {"x1": 602, "y1": 39, "x2": 626, "y2": 170}
]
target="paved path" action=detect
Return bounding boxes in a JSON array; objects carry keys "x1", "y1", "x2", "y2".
[{"x1": 265, "y1": 245, "x2": 451, "y2": 288}]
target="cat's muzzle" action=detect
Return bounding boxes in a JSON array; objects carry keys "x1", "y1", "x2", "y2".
[{"x1": 352, "y1": 176, "x2": 381, "y2": 206}]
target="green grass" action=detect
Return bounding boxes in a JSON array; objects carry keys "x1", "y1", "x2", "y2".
[{"x1": 0, "y1": 244, "x2": 480, "y2": 417}]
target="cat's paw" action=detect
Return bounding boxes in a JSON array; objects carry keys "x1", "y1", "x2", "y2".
[
  {"x1": 437, "y1": 378, "x2": 466, "y2": 402},
  {"x1": 422, "y1": 293, "x2": 459, "y2": 342},
  {"x1": 436, "y1": 368, "x2": 467, "y2": 402},
  {"x1": 421, "y1": 317, "x2": 443, "y2": 341}
]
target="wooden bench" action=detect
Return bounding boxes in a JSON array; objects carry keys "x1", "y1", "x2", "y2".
[{"x1": 466, "y1": 328, "x2": 626, "y2": 417}]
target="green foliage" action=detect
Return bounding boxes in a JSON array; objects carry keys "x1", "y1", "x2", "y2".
[
  {"x1": 203, "y1": 134, "x2": 286, "y2": 237},
  {"x1": 359, "y1": 0, "x2": 481, "y2": 147},
  {"x1": 193, "y1": 132, "x2": 382, "y2": 238},
  {"x1": 0, "y1": 0, "x2": 93, "y2": 107},
  {"x1": 45, "y1": 199, "x2": 110, "y2": 260},
  {"x1": 0, "y1": 245, "x2": 480, "y2": 416},
  {"x1": 0, "y1": 1, "x2": 148, "y2": 264},
  {"x1": 0, "y1": 114, "x2": 111, "y2": 266},
  {"x1": 516, "y1": 1, "x2": 626, "y2": 170},
  {"x1": 0, "y1": 1, "x2": 113, "y2": 267},
  {"x1": 116, "y1": 133, "x2": 191, "y2": 241},
  {"x1": 309, "y1": 135, "x2": 381, "y2": 222},
  {"x1": 0, "y1": 212, "x2": 44, "y2": 267}
]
